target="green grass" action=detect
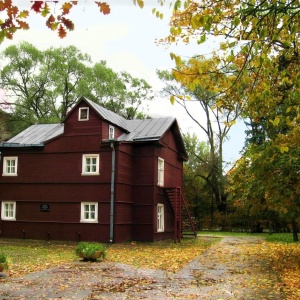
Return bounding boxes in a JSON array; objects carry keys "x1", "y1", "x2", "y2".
[
  {"x1": 263, "y1": 233, "x2": 299, "y2": 243},
  {"x1": 0, "y1": 238, "x2": 78, "y2": 276},
  {"x1": 198, "y1": 231, "x2": 300, "y2": 243}
]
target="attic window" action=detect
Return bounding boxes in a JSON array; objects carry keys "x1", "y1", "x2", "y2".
[
  {"x1": 79, "y1": 107, "x2": 89, "y2": 121},
  {"x1": 109, "y1": 125, "x2": 115, "y2": 139}
]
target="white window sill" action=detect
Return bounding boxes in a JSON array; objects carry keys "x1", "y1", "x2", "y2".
[
  {"x1": 2, "y1": 174, "x2": 18, "y2": 176},
  {"x1": 81, "y1": 173, "x2": 100, "y2": 176},
  {"x1": 80, "y1": 220, "x2": 98, "y2": 223},
  {"x1": 1, "y1": 218, "x2": 16, "y2": 221}
]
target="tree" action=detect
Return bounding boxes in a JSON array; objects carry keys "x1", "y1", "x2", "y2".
[
  {"x1": 0, "y1": 0, "x2": 160, "y2": 42},
  {"x1": 0, "y1": 42, "x2": 153, "y2": 134},
  {"x1": 81, "y1": 66, "x2": 153, "y2": 120},
  {"x1": 183, "y1": 132, "x2": 219, "y2": 229},
  {"x1": 158, "y1": 55, "x2": 239, "y2": 227},
  {"x1": 164, "y1": 0, "x2": 300, "y2": 240}
]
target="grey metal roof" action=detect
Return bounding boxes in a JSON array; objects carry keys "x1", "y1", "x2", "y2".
[
  {"x1": 1, "y1": 99, "x2": 175, "y2": 147},
  {"x1": 85, "y1": 99, "x2": 130, "y2": 132},
  {"x1": 118, "y1": 117, "x2": 175, "y2": 142},
  {"x1": 1, "y1": 124, "x2": 64, "y2": 146}
]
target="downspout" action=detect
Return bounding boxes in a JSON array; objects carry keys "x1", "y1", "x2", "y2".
[{"x1": 109, "y1": 142, "x2": 116, "y2": 243}]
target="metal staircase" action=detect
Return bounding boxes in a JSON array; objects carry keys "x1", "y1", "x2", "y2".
[{"x1": 164, "y1": 187, "x2": 197, "y2": 242}]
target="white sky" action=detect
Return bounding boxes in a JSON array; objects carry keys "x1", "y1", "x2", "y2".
[{"x1": 0, "y1": 1, "x2": 246, "y2": 166}]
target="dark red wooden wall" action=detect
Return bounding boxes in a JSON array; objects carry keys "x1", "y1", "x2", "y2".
[{"x1": 0, "y1": 100, "x2": 185, "y2": 243}]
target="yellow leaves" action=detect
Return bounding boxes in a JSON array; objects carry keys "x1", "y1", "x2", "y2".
[
  {"x1": 152, "y1": 8, "x2": 163, "y2": 19},
  {"x1": 170, "y1": 52, "x2": 182, "y2": 67},
  {"x1": 269, "y1": 116, "x2": 281, "y2": 126},
  {"x1": 134, "y1": 0, "x2": 144, "y2": 9},
  {"x1": 263, "y1": 242, "x2": 300, "y2": 299},
  {"x1": 108, "y1": 238, "x2": 217, "y2": 273},
  {"x1": 170, "y1": 95, "x2": 175, "y2": 104},
  {"x1": 224, "y1": 119, "x2": 236, "y2": 127},
  {"x1": 279, "y1": 145, "x2": 289, "y2": 153},
  {"x1": 170, "y1": 26, "x2": 182, "y2": 36}
]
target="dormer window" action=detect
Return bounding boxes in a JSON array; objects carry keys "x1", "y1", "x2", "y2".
[
  {"x1": 79, "y1": 107, "x2": 89, "y2": 121},
  {"x1": 109, "y1": 125, "x2": 115, "y2": 140}
]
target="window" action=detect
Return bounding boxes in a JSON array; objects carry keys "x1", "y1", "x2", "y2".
[
  {"x1": 82, "y1": 154, "x2": 100, "y2": 175},
  {"x1": 3, "y1": 157, "x2": 18, "y2": 176},
  {"x1": 79, "y1": 107, "x2": 89, "y2": 121},
  {"x1": 109, "y1": 125, "x2": 115, "y2": 140},
  {"x1": 157, "y1": 204, "x2": 164, "y2": 232},
  {"x1": 158, "y1": 157, "x2": 164, "y2": 186},
  {"x1": 1, "y1": 201, "x2": 16, "y2": 221},
  {"x1": 80, "y1": 202, "x2": 98, "y2": 223}
]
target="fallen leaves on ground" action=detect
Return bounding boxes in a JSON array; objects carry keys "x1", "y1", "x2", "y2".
[
  {"x1": 226, "y1": 239, "x2": 300, "y2": 300},
  {"x1": 0, "y1": 239, "x2": 77, "y2": 278},
  {"x1": 107, "y1": 238, "x2": 217, "y2": 273},
  {"x1": 258, "y1": 242, "x2": 300, "y2": 300}
]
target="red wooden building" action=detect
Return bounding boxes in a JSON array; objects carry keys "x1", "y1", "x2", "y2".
[{"x1": 0, "y1": 97, "x2": 196, "y2": 243}]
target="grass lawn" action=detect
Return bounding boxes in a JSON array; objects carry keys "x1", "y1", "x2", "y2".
[
  {"x1": 0, "y1": 237, "x2": 217, "y2": 277},
  {"x1": 198, "y1": 230, "x2": 300, "y2": 243}
]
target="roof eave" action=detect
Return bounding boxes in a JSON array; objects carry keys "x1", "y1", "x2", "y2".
[{"x1": 0, "y1": 143, "x2": 44, "y2": 148}]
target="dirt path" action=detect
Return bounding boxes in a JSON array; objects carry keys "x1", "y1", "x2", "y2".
[{"x1": 0, "y1": 236, "x2": 283, "y2": 299}]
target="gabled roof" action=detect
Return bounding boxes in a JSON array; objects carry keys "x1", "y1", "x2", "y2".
[
  {"x1": 0, "y1": 124, "x2": 64, "y2": 147},
  {"x1": 0, "y1": 98, "x2": 178, "y2": 147},
  {"x1": 119, "y1": 117, "x2": 175, "y2": 142},
  {"x1": 85, "y1": 99, "x2": 130, "y2": 132}
]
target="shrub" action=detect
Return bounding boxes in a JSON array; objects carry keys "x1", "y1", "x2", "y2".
[
  {"x1": 75, "y1": 242, "x2": 106, "y2": 261},
  {"x1": 0, "y1": 252, "x2": 8, "y2": 270}
]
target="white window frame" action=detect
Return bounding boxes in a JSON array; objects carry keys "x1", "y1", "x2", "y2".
[
  {"x1": 157, "y1": 203, "x2": 164, "y2": 232},
  {"x1": 3, "y1": 157, "x2": 18, "y2": 176},
  {"x1": 78, "y1": 107, "x2": 89, "y2": 121},
  {"x1": 158, "y1": 157, "x2": 164, "y2": 186},
  {"x1": 1, "y1": 201, "x2": 16, "y2": 221},
  {"x1": 109, "y1": 125, "x2": 115, "y2": 140},
  {"x1": 82, "y1": 154, "x2": 100, "y2": 176},
  {"x1": 80, "y1": 202, "x2": 98, "y2": 223}
]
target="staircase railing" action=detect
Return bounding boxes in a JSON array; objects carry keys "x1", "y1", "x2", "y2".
[{"x1": 163, "y1": 187, "x2": 197, "y2": 242}]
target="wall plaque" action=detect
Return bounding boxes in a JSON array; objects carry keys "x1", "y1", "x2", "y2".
[{"x1": 40, "y1": 204, "x2": 50, "y2": 212}]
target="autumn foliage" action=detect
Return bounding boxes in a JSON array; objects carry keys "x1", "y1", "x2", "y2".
[{"x1": 0, "y1": 1, "x2": 114, "y2": 42}]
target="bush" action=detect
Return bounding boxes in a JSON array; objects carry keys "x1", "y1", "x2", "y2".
[
  {"x1": 0, "y1": 252, "x2": 8, "y2": 270},
  {"x1": 75, "y1": 242, "x2": 106, "y2": 261}
]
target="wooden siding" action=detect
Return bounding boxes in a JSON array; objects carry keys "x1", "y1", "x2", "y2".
[
  {"x1": 0, "y1": 101, "x2": 186, "y2": 243},
  {"x1": 102, "y1": 122, "x2": 125, "y2": 140},
  {"x1": 64, "y1": 102, "x2": 104, "y2": 136}
]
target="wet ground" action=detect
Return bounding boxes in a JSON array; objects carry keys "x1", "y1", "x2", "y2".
[{"x1": 0, "y1": 236, "x2": 282, "y2": 299}]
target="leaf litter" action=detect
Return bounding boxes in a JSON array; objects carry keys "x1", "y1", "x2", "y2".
[{"x1": 0, "y1": 236, "x2": 299, "y2": 299}]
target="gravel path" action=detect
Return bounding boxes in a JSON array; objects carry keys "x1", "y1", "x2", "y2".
[{"x1": 0, "y1": 236, "x2": 283, "y2": 299}]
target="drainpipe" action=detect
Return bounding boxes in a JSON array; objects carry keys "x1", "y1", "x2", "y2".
[{"x1": 109, "y1": 142, "x2": 116, "y2": 243}]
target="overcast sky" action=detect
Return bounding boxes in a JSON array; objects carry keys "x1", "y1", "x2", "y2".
[{"x1": 0, "y1": 1, "x2": 246, "y2": 166}]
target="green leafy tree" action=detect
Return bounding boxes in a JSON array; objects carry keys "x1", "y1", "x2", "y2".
[
  {"x1": 0, "y1": 42, "x2": 153, "y2": 134},
  {"x1": 81, "y1": 66, "x2": 153, "y2": 120},
  {"x1": 164, "y1": 0, "x2": 300, "y2": 239},
  {"x1": 158, "y1": 57, "x2": 239, "y2": 217},
  {"x1": 183, "y1": 133, "x2": 217, "y2": 229}
]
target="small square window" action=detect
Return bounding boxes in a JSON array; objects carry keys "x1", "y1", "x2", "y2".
[
  {"x1": 109, "y1": 125, "x2": 115, "y2": 140},
  {"x1": 79, "y1": 107, "x2": 89, "y2": 121},
  {"x1": 1, "y1": 201, "x2": 16, "y2": 221},
  {"x1": 80, "y1": 202, "x2": 98, "y2": 223},
  {"x1": 158, "y1": 157, "x2": 164, "y2": 186},
  {"x1": 82, "y1": 154, "x2": 100, "y2": 175},
  {"x1": 157, "y1": 204, "x2": 164, "y2": 232},
  {"x1": 3, "y1": 157, "x2": 18, "y2": 176}
]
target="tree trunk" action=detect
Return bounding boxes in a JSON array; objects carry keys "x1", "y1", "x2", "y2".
[{"x1": 291, "y1": 219, "x2": 299, "y2": 242}]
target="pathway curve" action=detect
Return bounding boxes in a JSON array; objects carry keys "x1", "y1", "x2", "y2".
[{"x1": 0, "y1": 236, "x2": 283, "y2": 299}]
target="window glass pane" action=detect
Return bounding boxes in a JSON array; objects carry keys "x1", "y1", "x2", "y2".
[{"x1": 80, "y1": 108, "x2": 88, "y2": 119}]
